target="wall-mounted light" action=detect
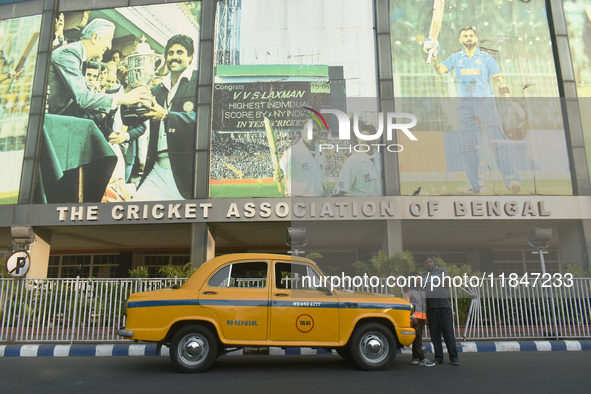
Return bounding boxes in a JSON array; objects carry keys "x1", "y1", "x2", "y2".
[
  {"x1": 11, "y1": 225, "x2": 36, "y2": 246},
  {"x1": 286, "y1": 227, "x2": 307, "y2": 256},
  {"x1": 528, "y1": 228, "x2": 552, "y2": 274}
]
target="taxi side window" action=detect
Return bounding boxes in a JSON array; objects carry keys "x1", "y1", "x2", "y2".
[
  {"x1": 208, "y1": 262, "x2": 268, "y2": 288},
  {"x1": 275, "y1": 262, "x2": 320, "y2": 290}
]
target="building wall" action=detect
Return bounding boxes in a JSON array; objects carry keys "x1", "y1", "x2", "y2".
[{"x1": 0, "y1": 0, "x2": 590, "y2": 278}]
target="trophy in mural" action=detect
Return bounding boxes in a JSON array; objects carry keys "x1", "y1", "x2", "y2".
[{"x1": 121, "y1": 35, "x2": 164, "y2": 124}]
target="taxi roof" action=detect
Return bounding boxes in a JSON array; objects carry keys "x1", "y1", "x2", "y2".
[{"x1": 184, "y1": 253, "x2": 320, "y2": 287}]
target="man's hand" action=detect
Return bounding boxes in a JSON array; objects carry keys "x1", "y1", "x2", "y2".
[
  {"x1": 89, "y1": 80, "x2": 100, "y2": 92},
  {"x1": 423, "y1": 38, "x2": 439, "y2": 55},
  {"x1": 273, "y1": 168, "x2": 284, "y2": 183},
  {"x1": 141, "y1": 96, "x2": 168, "y2": 120},
  {"x1": 108, "y1": 130, "x2": 128, "y2": 144},
  {"x1": 116, "y1": 86, "x2": 152, "y2": 106}
]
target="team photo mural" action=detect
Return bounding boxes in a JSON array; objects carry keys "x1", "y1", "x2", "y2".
[
  {"x1": 36, "y1": 2, "x2": 201, "y2": 204},
  {"x1": 391, "y1": 0, "x2": 572, "y2": 196}
]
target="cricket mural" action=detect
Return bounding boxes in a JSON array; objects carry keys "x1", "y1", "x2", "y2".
[
  {"x1": 390, "y1": 0, "x2": 573, "y2": 197},
  {"x1": 0, "y1": 14, "x2": 42, "y2": 205},
  {"x1": 209, "y1": 0, "x2": 380, "y2": 199},
  {"x1": 209, "y1": 66, "x2": 335, "y2": 198}
]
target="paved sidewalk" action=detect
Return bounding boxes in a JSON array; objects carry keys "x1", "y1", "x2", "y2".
[{"x1": 1, "y1": 340, "x2": 590, "y2": 357}]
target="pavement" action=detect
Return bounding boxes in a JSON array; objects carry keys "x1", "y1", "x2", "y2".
[{"x1": 1, "y1": 340, "x2": 591, "y2": 357}]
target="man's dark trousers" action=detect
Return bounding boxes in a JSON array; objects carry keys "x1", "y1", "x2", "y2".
[{"x1": 427, "y1": 307, "x2": 459, "y2": 363}]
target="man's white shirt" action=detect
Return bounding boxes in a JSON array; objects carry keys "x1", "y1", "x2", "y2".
[
  {"x1": 279, "y1": 139, "x2": 325, "y2": 196},
  {"x1": 335, "y1": 151, "x2": 382, "y2": 196}
]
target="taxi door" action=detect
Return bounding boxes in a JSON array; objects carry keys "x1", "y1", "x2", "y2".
[
  {"x1": 199, "y1": 260, "x2": 269, "y2": 341},
  {"x1": 269, "y1": 261, "x2": 339, "y2": 342}
]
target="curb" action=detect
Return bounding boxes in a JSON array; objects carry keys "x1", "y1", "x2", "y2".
[{"x1": 1, "y1": 340, "x2": 591, "y2": 357}]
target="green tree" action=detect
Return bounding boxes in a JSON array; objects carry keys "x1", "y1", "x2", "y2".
[
  {"x1": 564, "y1": 262, "x2": 591, "y2": 277},
  {"x1": 305, "y1": 252, "x2": 323, "y2": 261},
  {"x1": 305, "y1": 252, "x2": 341, "y2": 275},
  {"x1": 433, "y1": 257, "x2": 475, "y2": 277},
  {"x1": 158, "y1": 263, "x2": 197, "y2": 278},
  {"x1": 352, "y1": 250, "x2": 417, "y2": 277},
  {"x1": 1, "y1": 258, "x2": 8, "y2": 278},
  {"x1": 128, "y1": 266, "x2": 149, "y2": 278}
]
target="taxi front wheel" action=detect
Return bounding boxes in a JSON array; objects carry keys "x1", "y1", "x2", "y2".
[
  {"x1": 350, "y1": 322, "x2": 395, "y2": 371},
  {"x1": 170, "y1": 325, "x2": 218, "y2": 373}
]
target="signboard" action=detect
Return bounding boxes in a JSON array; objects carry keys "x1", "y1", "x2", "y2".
[
  {"x1": 213, "y1": 81, "x2": 330, "y2": 131},
  {"x1": 210, "y1": 64, "x2": 336, "y2": 198},
  {"x1": 4, "y1": 250, "x2": 30, "y2": 279}
]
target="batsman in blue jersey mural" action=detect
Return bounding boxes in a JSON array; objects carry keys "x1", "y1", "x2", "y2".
[{"x1": 425, "y1": 26, "x2": 526, "y2": 194}]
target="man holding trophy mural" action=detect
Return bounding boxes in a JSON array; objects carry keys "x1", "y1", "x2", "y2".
[
  {"x1": 47, "y1": 18, "x2": 151, "y2": 117},
  {"x1": 132, "y1": 34, "x2": 198, "y2": 201}
]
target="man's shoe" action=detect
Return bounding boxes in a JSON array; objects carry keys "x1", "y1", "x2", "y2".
[
  {"x1": 451, "y1": 361, "x2": 461, "y2": 366},
  {"x1": 419, "y1": 359, "x2": 436, "y2": 367},
  {"x1": 410, "y1": 358, "x2": 420, "y2": 365},
  {"x1": 433, "y1": 360, "x2": 442, "y2": 364}
]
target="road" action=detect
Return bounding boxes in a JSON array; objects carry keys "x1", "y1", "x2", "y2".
[{"x1": 2, "y1": 352, "x2": 588, "y2": 393}]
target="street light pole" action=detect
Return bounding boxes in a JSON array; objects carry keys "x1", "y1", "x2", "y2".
[
  {"x1": 532, "y1": 248, "x2": 548, "y2": 274},
  {"x1": 528, "y1": 228, "x2": 558, "y2": 339}
]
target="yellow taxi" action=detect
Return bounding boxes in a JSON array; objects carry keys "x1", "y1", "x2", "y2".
[{"x1": 118, "y1": 253, "x2": 415, "y2": 372}]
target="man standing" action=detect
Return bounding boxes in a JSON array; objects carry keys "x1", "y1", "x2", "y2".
[
  {"x1": 47, "y1": 18, "x2": 150, "y2": 117},
  {"x1": 133, "y1": 34, "x2": 198, "y2": 201},
  {"x1": 422, "y1": 256, "x2": 460, "y2": 366},
  {"x1": 404, "y1": 271, "x2": 435, "y2": 367},
  {"x1": 425, "y1": 26, "x2": 523, "y2": 194},
  {"x1": 334, "y1": 123, "x2": 382, "y2": 196},
  {"x1": 276, "y1": 122, "x2": 325, "y2": 197}
]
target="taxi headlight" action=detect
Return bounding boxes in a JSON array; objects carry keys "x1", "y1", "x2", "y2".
[
  {"x1": 122, "y1": 299, "x2": 128, "y2": 317},
  {"x1": 409, "y1": 303, "x2": 415, "y2": 315}
]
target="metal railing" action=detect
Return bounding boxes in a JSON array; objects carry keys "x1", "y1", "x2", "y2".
[
  {"x1": 2, "y1": 277, "x2": 590, "y2": 343},
  {"x1": 0, "y1": 277, "x2": 186, "y2": 343},
  {"x1": 342, "y1": 277, "x2": 591, "y2": 340},
  {"x1": 459, "y1": 278, "x2": 591, "y2": 340}
]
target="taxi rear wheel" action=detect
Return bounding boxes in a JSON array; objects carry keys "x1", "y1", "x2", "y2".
[
  {"x1": 170, "y1": 325, "x2": 218, "y2": 373},
  {"x1": 350, "y1": 322, "x2": 395, "y2": 371}
]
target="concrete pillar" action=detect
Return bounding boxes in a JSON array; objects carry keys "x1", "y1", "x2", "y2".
[
  {"x1": 382, "y1": 220, "x2": 403, "y2": 256},
  {"x1": 557, "y1": 221, "x2": 590, "y2": 270},
  {"x1": 26, "y1": 228, "x2": 52, "y2": 279},
  {"x1": 580, "y1": 220, "x2": 591, "y2": 270},
  {"x1": 190, "y1": 222, "x2": 215, "y2": 268}
]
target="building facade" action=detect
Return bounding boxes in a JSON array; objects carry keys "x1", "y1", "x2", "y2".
[{"x1": 1, "y1": 0, "x2": 591, "y2": 279}]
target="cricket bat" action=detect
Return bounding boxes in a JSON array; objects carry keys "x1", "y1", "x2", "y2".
[
  {"x1": 3, "y1": 31, "x2": 40, "y2": 94},
  {"x1": 426, "y1": 0, "x2": 445, "y2": 64},
  {"x1": 264, "y1": 117, "x2": 284, "y2": 194}
]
